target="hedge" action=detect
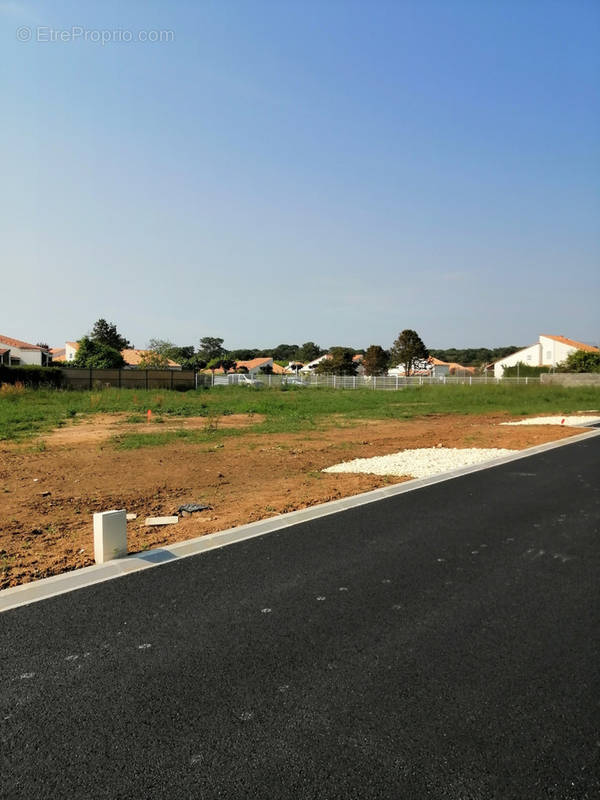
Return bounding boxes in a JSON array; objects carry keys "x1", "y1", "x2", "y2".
[
  {"x1": 0, "y1": 365, "x2": 64, "y2": 388},
  {"x1": 502, "y1": 363, "x2": 550, "y2": 377}
]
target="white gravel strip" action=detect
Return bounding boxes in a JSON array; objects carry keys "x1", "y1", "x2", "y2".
[
  {"x1": 500, "y1": 416, "x2": 600, "y2": 427},
  {"x1": 323, "y1": 447, "x2": 517, "y2": 479}
]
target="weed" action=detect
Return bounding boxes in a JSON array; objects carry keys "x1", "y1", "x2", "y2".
[
  {"x1": 0, "y1": 555, "x2": 14, "y2": 573},
  {"x1": 204, "y1": 412, "x2": 221, "y2": 432},
  {"x1": 0, "y1": 381, "x2": 25, "y2": 395},
  {"x1": 26, "y1": 440, "x2": 47, "y2": 453}
]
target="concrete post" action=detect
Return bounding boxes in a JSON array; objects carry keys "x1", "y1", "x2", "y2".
[{"x1": 93, "y1": 509, "x2": 127, "y2": 564}]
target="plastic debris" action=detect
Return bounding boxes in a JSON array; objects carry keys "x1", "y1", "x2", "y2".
[{"x1": 178, "y1": 503, "x2": 210, "y2": 515}]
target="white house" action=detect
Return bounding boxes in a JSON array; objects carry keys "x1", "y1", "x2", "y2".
[
  {"x1": 284, "y1": 361, "x2": 305, "y2": 374},
  {"x1": 493, "y1": 335, "x2": 599, "y2": 378},
  {"x1": 0, "y1": 335, "x2": 51, "y2": 366},
  {"x1": 388, "y1": 357, "x2": 452, "y2": 377},
  {"x1": 299, "y1": 354, "x2": 365, "y2": 374},
  {"x1": 51, "y1": 342, "x2": 79, "y2": 364},
  {"x1": 300, "y1": 354, "x2": 331, "y2": 373}
]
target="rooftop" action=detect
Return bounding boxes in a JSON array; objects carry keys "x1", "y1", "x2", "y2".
[
  {"x1": 541, "y1": 335, "x2": 599, "y2": 353},
  {"x1": 0, "y1": 334, "x2": 46, "y2": 351}
]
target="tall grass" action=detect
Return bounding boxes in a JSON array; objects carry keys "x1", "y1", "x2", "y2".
[{"x1": 0, "y1": 384, "x2": 598, "y2": 442}]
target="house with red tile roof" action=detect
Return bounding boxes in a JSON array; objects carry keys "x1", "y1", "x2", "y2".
[
  {"x1": 51, "y1": 341, "x2": 181, "y2": 369},
  {"x1": 208, "y1": 357, "x2": 274, "y2": 376},
  {"x1": 50, "y1": 347, "x2": 65, "y2": 362},
  {"x1": 120, "y1": 349, "x2": 181, "y2": 369},
  {"x1": 235, "y1": 357, "x2": 274, "y2": 375},
  {"x1": 0, "y1": 335, "x2": 51, "y2": 366},
  {"x1": 429, "y1": 357, "x2": 475, "y2": 376},
  {"x1": 493, "y1": 335, "x2": 599, "y2": 378}
]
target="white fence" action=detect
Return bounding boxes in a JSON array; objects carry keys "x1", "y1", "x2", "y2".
[{"x1": 212, "y1": 373, "x2": 543, "y2": 390}]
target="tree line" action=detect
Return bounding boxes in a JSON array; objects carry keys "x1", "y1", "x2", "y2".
[
  {"x1": 428, "y1": 346, "x2": 523, "y2": 367},
  {"x1": 64, "y1": 319, "x2": 526, "y2": 374}
]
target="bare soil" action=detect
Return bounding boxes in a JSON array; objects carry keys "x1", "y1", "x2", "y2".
[{"x1": 0, "y1": 412, "x2": 585, "y2": 589}]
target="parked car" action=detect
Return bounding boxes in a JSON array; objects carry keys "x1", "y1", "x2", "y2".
[{"x1": 239, "y1": 375, "x2": 263, "y2": 386}]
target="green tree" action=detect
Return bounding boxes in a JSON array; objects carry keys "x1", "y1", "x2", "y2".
[
  {"x1": 296, "y1": 342, "x2": 323, "y2": 362},
  {"x1": 229, "y1": 349, "x2": 260, "y2": 361},
  {"x1": 147, "y1": 339, "x2": 198, "y2": 369},
  {"x1": 73, "y1": 336, "x2": 125, "y2": 368},
  {"x1": 363, "y1": 345, "x2": 389, "y2": 376},
  {"x1": 429, "y1": 345, "x2": 522, "y2": 368},
  {"x1": 315, "y1": 348, "x2": 357, "y2": 376},
  {"x1": 206, "y1": 355, "x2": 236, "y2": 374},
  {"x1": 389, "y1": 330, "x2": 428, "y2": 376},
  {"x1": 170, "y1": 346, "x2": 199, "y2": 369},
  {"x1": 198, "y1": 337, "x2": 227, "y2": 363},
  {"x1": 260, "y1": 363, "x2": 274, "y2": 374},
  {"x1": 268, "y1": 344, "x2": 299, "y2": 361},
  {"x1": 147, "y1": 338, "x2": 175, "y2": 355},
  {"x1": 558, "y1": 350, "x2": 600, "y2": 373},
  {"x1": 90, "y1": 319, "x2": 131, "y2": 351}
]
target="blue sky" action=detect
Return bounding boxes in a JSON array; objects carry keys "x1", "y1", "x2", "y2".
[{"x1": 2, "y1": 0, "x2": 599, "y2": 351}]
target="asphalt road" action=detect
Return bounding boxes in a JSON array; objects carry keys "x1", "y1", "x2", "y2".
[{"x1": 1, "y1": 436, "x2": 599, "y2": 799}]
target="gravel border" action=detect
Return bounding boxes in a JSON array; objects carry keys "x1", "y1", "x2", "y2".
[{"x1": 323, "y1": 447, "x2": 518, "y2": 479}]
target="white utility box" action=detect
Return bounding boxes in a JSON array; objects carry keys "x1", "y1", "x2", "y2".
[{"x1": 93, "y1": 509, "x2": 127, "y2": 564}]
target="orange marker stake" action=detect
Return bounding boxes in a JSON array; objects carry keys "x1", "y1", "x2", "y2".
[{"x1": 147, "y1": 409, "x2": 152, "y2": 423}]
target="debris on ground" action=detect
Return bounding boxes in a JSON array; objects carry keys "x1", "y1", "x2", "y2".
[
  {"x1": 178, "y1": 503, "x2": 211, "y2": 516},
  {"x1": 145, "y1": 516, "x2": 179, "y2": 526}
]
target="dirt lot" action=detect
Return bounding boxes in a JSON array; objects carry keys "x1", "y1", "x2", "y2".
[{"x1": 0, "y1": 412, "x2": 585, "y2": 589}]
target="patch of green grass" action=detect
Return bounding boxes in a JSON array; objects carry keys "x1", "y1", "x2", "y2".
[
  {"x1": 24, "y1": 439, "x2": 47, "y2": 453},
  {"x1": 112, "y1": 427, "x2": 244, "y2": 450},
  {"x1": 123, "y1": 414, "x2": 145, "y2": 424},
  {"x1": 1, "y1": 383, "x2": 599, "y2": 443}
]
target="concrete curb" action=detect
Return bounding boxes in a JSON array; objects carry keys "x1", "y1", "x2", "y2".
[{"x1": 2, "y1": 427, "x2": 599, "y2": 613}]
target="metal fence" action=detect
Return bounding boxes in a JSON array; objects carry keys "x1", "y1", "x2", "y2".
[
  {"x1": 57, "y1": 368, "x2": 546, "y2": 392},
  {"x1": 211, "y1": 373, "x2": 544, "y2": 389}
]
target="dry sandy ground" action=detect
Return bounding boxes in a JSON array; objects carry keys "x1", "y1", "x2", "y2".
[{"x1": 0, "y1": 412, "x2": 585, "y2": 589}]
